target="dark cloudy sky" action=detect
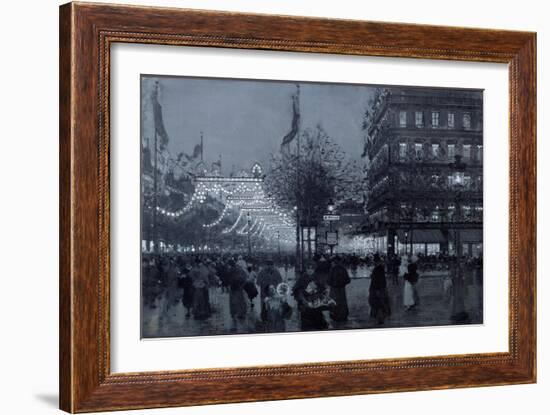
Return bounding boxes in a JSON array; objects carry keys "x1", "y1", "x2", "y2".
[{"x1": 142, "y1": 75, "x2": 376, "y2": 173}]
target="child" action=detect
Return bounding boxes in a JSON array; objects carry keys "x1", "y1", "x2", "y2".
[
  {"x1": 443, "y1": 275, "x2": 453, "y2": 302},
  {"x1": 263, "y1": 284, "x2": 292, "y2": 333}
]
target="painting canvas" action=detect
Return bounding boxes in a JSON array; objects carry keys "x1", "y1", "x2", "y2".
[{"x1": 140, "y1": 75, "x2": 483, "y2": 338}]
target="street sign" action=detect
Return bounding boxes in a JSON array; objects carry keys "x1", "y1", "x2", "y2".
[
  {"x1": 323, "y1": 214, "x2": 341, "y2": 221},
  {"x1": 326, "y1": 231, "x2": 338, "y2": 246}
]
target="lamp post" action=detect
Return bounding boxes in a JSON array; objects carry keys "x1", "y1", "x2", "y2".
[
  {"x1": 449, "y1": 154, "x2": 469, "y2": 323},
  {"x1": 277, "y1": 230, "x2": 281, "y2": 259},
  {"x1": 247, "y1": 211, "x2": 252, "y2": 256},
  {"x1": 294, "y1": 205, "x2": 301, "y2": 272},
  {"x1": 326, "y1": 199, "x2": 339, "y2": 256},
  {"x1": 328, "y1": 199, "x2": 335, "y2": 254}
]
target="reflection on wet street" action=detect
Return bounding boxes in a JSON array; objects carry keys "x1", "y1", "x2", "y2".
[{"x1": 142, "y1": 265, "x2": 482, "y2": 338}]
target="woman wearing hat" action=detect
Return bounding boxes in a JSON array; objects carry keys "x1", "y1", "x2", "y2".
[{"x1": 292, "y1": 261, "x2": 334, "y2": 331}]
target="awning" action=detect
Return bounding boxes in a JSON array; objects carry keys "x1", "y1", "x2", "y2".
[
  {"x1": 397, "y1": 229, "x2": 445, "y2": 243},
  {"x1": 396, "y1": 229, "x2": 482, "y2": 244},
  {"x1": 457, "y1": 229, "x2": 483, "y2": 243}
]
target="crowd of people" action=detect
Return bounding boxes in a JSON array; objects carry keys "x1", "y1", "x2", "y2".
[{"x1": 142, "y1": 250, "x2": 482, "y2": 334}]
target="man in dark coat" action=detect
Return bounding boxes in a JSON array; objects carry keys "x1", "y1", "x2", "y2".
[
  {"x1": 177, "y1": 263, "x2": 194, "y2": 318},
  {"x1": 227, "y1": 260, "x2": 248, "y2": 324},
  {"x1": 368, "y1": 254, "x2": 391, "y2": 324},
  {"x1": 314, "y1": 256, "x2": 331, "y2": 286},
  {"x1": 327, "y1": 256, "x2": 351, "y2": 322}
]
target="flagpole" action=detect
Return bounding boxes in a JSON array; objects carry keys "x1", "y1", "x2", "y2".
[
  {"x1": 295, "y1": 85, "x2": 302, "y2": 272},
  {"x1": 200, "y1": 131, "x2": 204, "y2": 162},
  {"x1": 152, "y1": 114, "x2": 159, "y2": 254}
]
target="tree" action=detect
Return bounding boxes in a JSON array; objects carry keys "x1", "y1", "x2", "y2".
[{"x1": 265, "y1": 125, "x2": 363, "y2": 225}]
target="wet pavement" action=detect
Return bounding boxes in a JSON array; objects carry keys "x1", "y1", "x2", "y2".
[{"x1": 142, "y1": 266, "x2": 483, "y2": 338}]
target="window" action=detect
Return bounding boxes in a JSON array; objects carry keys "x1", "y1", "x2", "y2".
[
  {"x1": 415, "y1": 111, "x2": 423, "y2": 127},
  {"x1": 399, "y1": 142, "x2": 407, "y2": 158},
  {"x1": 431, "y1": 144, "x2": 440, "y2": 157},
  {"x1": 431, "y1": 111, "x2": 439, "y2": 128},
  {"x1": 414, "y1": 143, "x2": 423, "y2": 158},
  {"x1": 463, "y1": 144, "x2": 471, "y2": 160},
  {"x1": 463, "y1": 113, "x2": 471, "y2": 129},
  {"x1": 399, "y1": 111, "x2": 407, "y2": 127},
  {"x1": 447, "y1": 112, "x2": 455, "y2": 128},
  {"x1": 477, "y1": 144, "x2": 483, "y2": 162},
  {"x1": 447, "y1": 144, "x2": 455, "y2": 159}
]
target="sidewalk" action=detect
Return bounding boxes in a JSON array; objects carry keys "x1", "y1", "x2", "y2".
[{"x1": 142, "y1": 269, "x2": 483, "y2": 338}]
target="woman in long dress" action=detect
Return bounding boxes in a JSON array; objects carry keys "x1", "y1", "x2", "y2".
[
  {"x1": 403, "y1": 262, "x2": 420, "y2": 310},
  {"x1": 227, "y1": 260, "x2": 249, "y2": 331},
  {"x1": 293, "y1": 261, "x2": 333, "y2": 331},
  {"x1": 189, "y1": 259, "x2": 212, "y2": 320}
]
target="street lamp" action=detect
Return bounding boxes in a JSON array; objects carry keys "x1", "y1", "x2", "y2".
[
  {"x1": 326, "y1": 199, "x2": 339, "y2": 255},
  {"x1": 449, "y1": 154, "x2": 469, "y2": 323},
  {"x1": 327, "y1": 198, "x2": 335, "y2": 213}
]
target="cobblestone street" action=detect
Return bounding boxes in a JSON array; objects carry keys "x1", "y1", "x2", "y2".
[{"x1": 142, "y1": 266, "x2": 483, "y2": 338}]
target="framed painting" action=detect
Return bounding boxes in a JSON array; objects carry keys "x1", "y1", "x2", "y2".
[{"x1": 59, "y1": 2, "x2": 536, "y2": 412}]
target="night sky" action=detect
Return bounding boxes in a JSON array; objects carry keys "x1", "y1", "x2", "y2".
[{"x1": 142, "y1": 75, "x2": 376, "y2": 173}]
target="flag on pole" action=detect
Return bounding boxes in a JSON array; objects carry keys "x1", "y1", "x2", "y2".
[
  {"x1": 280, "y1": 85, "x2": 300, "y2": 155},
  {"x1": 192, "y1": 142, "x2": 202, "y2": 158},
  {"x1": 152, "y1": 82, "x2": 170, "y2": 150}
]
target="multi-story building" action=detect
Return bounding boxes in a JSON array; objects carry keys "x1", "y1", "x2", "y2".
[{"x1": 362, "y1": 87, "x2": 483, "y2": 257}]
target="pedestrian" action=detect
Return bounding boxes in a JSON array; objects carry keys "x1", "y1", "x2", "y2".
[
  {"x1": 327, "y1": 256, "x2": 351, "y2": 322},
  {"x1": 403, "y1": 262, "x2": 420, "y2": 310},
  {"x1": 442, "y1": 273, "x2": 453, "y2": 302},
  {"x1": 389, "y1": 254, "x2": 400, "y2": 285},
  {"x1": 189, "y1": 257, "x2": 212, "y2": 320},
  {"x1": 236, "y1": 255, "x2": 247, "y2": 271},
  {"x1": 368, "y1": 253, "x2": 391, "y2": 324},
  {"x1": 256, "y1": 259, "x2": 283, "y2": 321},
  {"x1": 293, "y1": 261, "x2": 334, "y2": 331},
  {"x1": 159, "y1": 257, "x2": 180, "y2": 323},
  {"x1": 243, "y1": 263, "x2": 259, "y2": 308},
  {"x1": 227, "y1": 259, "x2": 249, "y2": 331},
  {"x1": 263, "y1": 284, "x2": 292, "y2": 332},
  {"x1": 315, "y1": 256, "x2": 331, "y2": 286},
  {"x1": 178, "y1": 263, "x2": 194, "y2": 318}
]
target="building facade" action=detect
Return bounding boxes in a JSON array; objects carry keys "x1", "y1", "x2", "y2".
[{"x1": 363, "y1": 87, "x2": 483, "y2": 257}]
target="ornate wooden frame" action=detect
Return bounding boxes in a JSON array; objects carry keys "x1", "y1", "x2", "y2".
[{"x1": 59, "y1": 2, "x2": 536, "y2": 412}]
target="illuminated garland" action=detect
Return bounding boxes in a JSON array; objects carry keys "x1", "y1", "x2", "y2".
[
  {"x1": 222, "y1": 210, "x2": 243, "y2": 234},
  {"x1": 202, "y1": 204, "x2": 232, "y2": 228},
  {"x1": 152, "y1": 171, "x2": 297, "y2": 242}
]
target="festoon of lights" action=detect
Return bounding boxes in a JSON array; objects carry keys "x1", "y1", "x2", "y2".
[{"x1": 154, "y1": 162, "x2": 296, "y2": 245}]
